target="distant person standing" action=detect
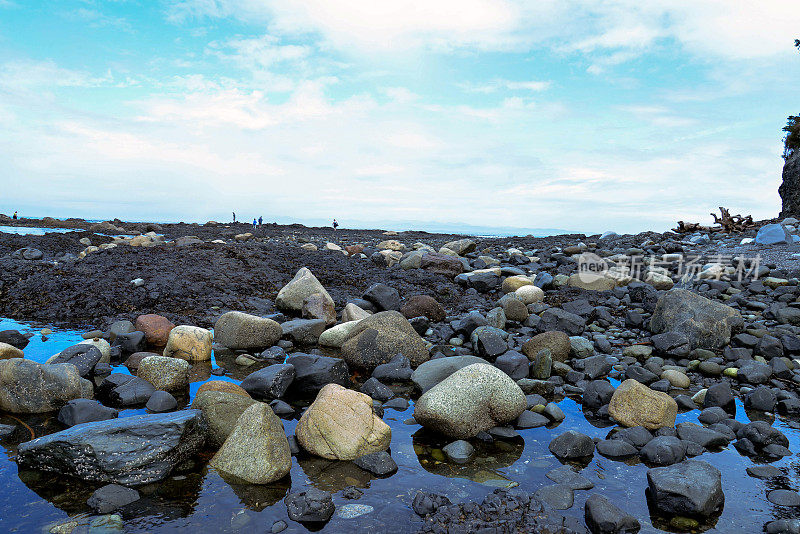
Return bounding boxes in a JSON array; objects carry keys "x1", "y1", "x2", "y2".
[
  {"x1": 258, "y1": 216, "x2": 263, "y2": 226},
  {"x1": 232, "y1": 211, "x2": 236, "y2": 223},
  {"x1": 12, "y1": 211, "x2": 17, "y2": 220},
  {"x1": 332, "y1": 219, "x2": 339, "y2": 230},
  {"x1": 253, "y1": 218, "x2": 257, "y2": 230}
]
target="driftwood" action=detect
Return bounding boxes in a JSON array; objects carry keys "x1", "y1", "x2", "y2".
[{"x1": 673, "y1": 207, "x2": 755, "y2": 234}]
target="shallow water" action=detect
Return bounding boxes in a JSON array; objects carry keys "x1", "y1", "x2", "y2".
[
  {"x1": 1, "y1": 316, "x2": 800, "y2": 533},
  {"x1": 0, "y1": 226, "x2": 78, "y2": 236}
]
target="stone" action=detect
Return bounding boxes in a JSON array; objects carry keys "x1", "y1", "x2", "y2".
[
  {"x1": 548, "y1": 430, "x2": 595, "y2": 460},
  {"x1": 134, "y1": 314, "x2": 175, "y2": 347},
  {"x1": 583, "y1": 355, "x2": 613, "y2": 380},
  {"x1": 639, "y1": 436, "x2": 686, "y2": 466},
  {"x1": 745, "y1": 386, "x2": 777, "y2": 412},
  {"x1": 502, "y1": 298, "x2": 529, "y2": 322},
  {"x1": 276, "y1": 267, "x2": 334, "y2": 313},
  {"x1": 360, "y1": 377, "x2": 394, "y2": 402},
  {"x1": 163, "y1": 326, "x2": 212, "y2": 361},
  {"x1": 530, "y1": 349, "x2": 553, "y2": 380},
  {"x1": 768, "y1": 490, "x2": 800, "y2": 507},
  {"x1": 608, "y1": 379, "x2": 678, "y2": 430},
  {"x1": 534, "y1": 484, "x2": 574, "y2": 510},
  {"x1": 646, "y1": 460, "x2": 724, "y2": 517},
  {"x1": 281, "y1": 319, "x2": 326, "y2": 345},
  {"x1": 286, "y1": 353, "x2": 350, "y2": 395},
  {"x1": 538, "y1": 308, "x2": 586, "y2": 336},
  {"x1": 420, "y1": 253, "x2": 464, "y2": 276},
  {"x1": 596, "y1": 439, "x2": 638, "y2": 458},
  {"x1": 570, "y1": 336, "x2": 595, "y2": 359},
  {"x1": 318, "y1": 321, "x2": 362, "y2": 348},
  {"x1": 502, "y1": 275, "x2": 534, "y2": 293},
  {"x1": 584, "y1": 493, "x2": 641, "y2": 534},
  {"x1": 650, "y1": 332, "x2": 691, "y2": 358},
  {"x1": 353, "y1": 451, "x2": 398, "y2": 476},
  {"x1": 442, "y1": 238, "x2": 476, "y2": 255},
  {"x1": 12, "y1": 247, "x2": 43, "y2": 260},
  {"x1": 516, "y1": 410, "x2": 550, "y2": 428},
  {"x1": 0, "y1": 342, "x2": 23, "y2": 359},
  {"x1": 0, "y1": 330, "x2": 29, "y2": 350},
  {"x1": 341, "y1": 303, "x2": 371, "y2": 322},
  {"x1": 546, "y1": 465, "x2": 594, "y2": 490},
  {"x1": 494, "y1": 351, "x2": 529, "y2": 380},
  {"x1": 401, "y1": 295, "x2": 446, "y2": 322},
  {"x1": 649, "y1": 289, "x2": 742, "y2": 349},
  {"x1": 98, "y1": 374, "x2": 155, "y2": 406},
  {"x1": 661, "y1": 369, "x2": 690, "y2": 389},
  {"x1": 756, "y1": 224, "x2": 793, "y2": 245},
  {"x1": 372, "y1": 354, "x2": 413, "y2": 382},
  {"x1": 214, "y1": 311, "x2": 283, "y2": 350},
  {"x1": 676, "y1": 422, "x2": 729, "y2": 449},
  {"x1": 411, "y1": 355, "x2": 486, "y2": 392},
  {"x1": 17, "y1": 410, "x2": 206, "y2": 486},
  {"x1": 442, "y1": 440, "x2": 475, "y2": 464},
  {"x1": 240, "y1": 364, "x2": 296, "y2": 399},
  {"x1": 341, "y1": 311, "x2": 429, "y2": 370},
  {"x1": 738, "y1": 360, "x2": 772, "y2": 384},
  {"x1": 780, "y1": 152, "x2": 800, "y2": 218},
  {"x1": 414, "y1": 363, "x2": 526, "y2": 439},
  {"x1": 285, "y1": 488, "x2": 334, "y2": 523},
  {"x1": 583, "y1": 380, "x2": 615, "y2": 409},
  {"x1": 192, "y1": 391, "x2": 258, "y2": 448},
  {"x1": 137, "y1": 356, "x2": 190, "y2": 391},
  {"x1": 703, "y1": 382, "x2": 735, "y2": 412},
  {"x1": 146, "y1": 390, "x2": 177, "y2": 412},
  {"x1": 57, "y1": 399, "x2": 118, "y2": 427},
  {"x1": 0, "y1": 359, "x2": 93, "y2": 413},
  {"x1": 470, "y1": 326, "x2": 508, "y2": 359},
  {"x1": 363, "y1": 283, "x2": 401, "y2": 311},
  {"x1": 49, "y1": 344, "x2": 103, "y2": 377},
  {"x1": 523, "y1": 331, "x2": 571, "y2": 363},
  {"x1": 196, "y1": 380, "x2": 250, "y2": 398},
  {"x1": 296, "y1": 384, "x2": 391, "y2": 460},
  {"x1": 87, "y1": 484, "x2": 140, "y2": 513},
  {"x1": 210, "y1": 402, "x2": 292, "y2": 484}
]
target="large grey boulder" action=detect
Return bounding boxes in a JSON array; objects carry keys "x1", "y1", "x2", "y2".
[
  {"x1": 0, "y1": 359, "x2": 93, "y2": 413},
  {"x1": 214, "y1": 311, "x2": 283, "y2": 350},
  {"x1": 192, "y1": 391, "x2": 258, "y2": 448},
  {"x1": 414, "y1": 363, "x2": 526, "y2": 439},
  {"x1": 646, "y1": 460, "x2": 724, "y2": 517},
  {"x1": 340, "y1": 311, "x2": 430, "y2": 371},
  {"x1": 411, "y1": 355, "x2": 485, "y2": 393},
  {"x1": 17, "y1": 410, "x2": 206, "y2": 486},
  {"x1": 755, "y1": 223, "x2": 793, "y2": 245},
  {"x1": 210, "y1": 402, "x2": 291, "y2": 484},
  {"x1": 276, "y1": 267, "x2": 334, "y2": 313},
  {"x1": 137, "y1": 355, "x2": 190, "y2": 391},
  {"x1": 649, "y1": 289, "x2": 742, "y2": 349}
]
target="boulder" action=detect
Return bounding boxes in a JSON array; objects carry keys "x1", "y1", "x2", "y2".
[
  {"x1": 414, "y1": 363, "x2": 526, "y2": 439},
  {"x1": 210, "y1": 402, "x2": 292, "y2": 484},
  {"x1": 584, "y1": 494, "x2": 641, "y2": 534},
  {"x1": 0, "y1": 330, "x2": 29, "y2": 350},
  {"x1": 548, "y1": 430, "x2": 595, "y2": 460},
  {"x1": 137, "y1": 356, "x2": 190, "y2": 391},
  {"x1": 318, "y1": 321, "x2": 362, "y2": 348},
  {"x1": 302, "y1": 293, "x2": 337, "y2": 325},
  {"x1": 411, "y1": 355, "x2": 486, "y2": 393},
  {"x1": 755, "y1": 223, "x2": 793, "y2": 245},
  {"x1": 276, "y1": 267, "x2": 334, "y2": 313},
  {"x1": 281, "y1": 318, "x2": 326, "y2": 345},
  {"x1": 98, "y1": 374, "x2": 156, "y2": 406},
  {"x1": 285, "y1": 353, "x2": 350, "y2": 395},
  {"x1": 146, "y1": 390, "x2": 177, "y2": 412},
  {"x1": 442, "y1": 238, "x2": 475, "y2": 255},
  {"x1": 17, "y1": 410, "x2": 206, "y2": 486},
  {"x1": 296, "y1": 384, "x2": 391, "y2": 460},
  {"x1": 400, "y1": 295, "x2": 446, "y2": 322},
  {"x1": 646, "y1": 460, "x2": 724, "y2": 517},
  {"x1": 57, "y1": 399, "x2": 118, "y2": 427},
  {"x1": 523, "y1": 331, "x2": 571, "y2": 363},
  {"x1": 340, "y1": 311, "x2": 429, "y2": 370},
  {"x1": 163, "y1": 325, "x2": 213, "y2": 361},
  {"x1": 608, "y1": 379, "x2": 678, "y2": 430},
  {"x1": 363, "y1": 283, "x2": 401, "y2": 311},
  {"x1": 240, "y1": 363, "x2": 296, "y2": 399},
  {"x1": 196, "y1": 380, "x2": 250, "y2": 398},
  {"x1": 649, "y1": 289, "x2": 743, "y2": 349},
  {"x1": 49, "y1": 344, "x2": 103, "y2": 377},
  {"x1": 134, "y1": 314, "x2": 175, "y2": 347},
  {"x1": 0, "y1": 359, "x2": 93, "y2": 413},
  {"x1": 192, "y1": 391, "x2": 258, "y2": 448},
  {"x1": 214, "y1": 311, "x2": 283, "y2": 350},
  {"x1": 0, "y1": 342, "x2": 23, "y2": 359},
  {"x1": 420, "y1": 253, "x2": 464, "y2": 276},
  {"x1": 285, "y1": 488, "x2": 335, "y2": 523}
]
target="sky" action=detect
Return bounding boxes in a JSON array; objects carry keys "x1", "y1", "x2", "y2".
[{"x1": 1, "y1": 1, "x2": 799, "y2": 235}]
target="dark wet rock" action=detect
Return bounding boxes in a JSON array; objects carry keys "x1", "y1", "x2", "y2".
[
  {"x1": 747, "y1": 465, "x2": 782, "y2": 479},
  {"x1": 98, "y1": 374, "x2": 156, "y2": 406},
  {"x1": 442, "y1": 440, "x2": 475, "y2": 464},
  {"x1": 583, "y1": 380, "x2": 615, "y2": 410},
  {"x1": 57, "y1": 399, "x2": 118, "y2": 427},
  {"x1": 412, "y1": 491, "x2": 451, "y2": 516},
  {"x1": 585, "y1": 493, "x2": 641, "y2": 534},
  {"x1": 611, "y1": 426, "x2": 654, "y2": 448},
  {"x1": 281, "y1": 318, "x2": 326, "y2": 345},
  {"x1": 12, "y1": 247, "x2": 43, "y2": 260},
  {"x1": 353, "y1": 451, "x2": 398, "y2": 476},
  {"x1": 269, "y1": 399, "x2": 294, "y2": 418},
  {"x1": 360, "y1": 377, "x2": 394, "y2": 402},
  {"x1": 597, "y1": 439, "x2": 638, "y2": 458},
  {"x1": 530, "y1": 348, "x2": 553, "y2": 380},
  {"x1": 676, "y1": 422, "x2": 729, "y2": 449},
  {"x1": 471, "y1": 326, "x2": 508, "y2": 359},
  {"x1": 146, "y1": 390, "x2": 177, "y2": 412},
  {"x1": 745, "y1": 386, "x2": 777, "y2": 412},
  {"x1": 363, "y1": 283, "x2": 401, "y2": 311},
  {"x1": 650, "y1": 331, "x2": 691, "y2": 359},
  {"x1": 625, "y1": 365, "x2": 658, "y2": 385},
  {"x1": 549, "y1": 430, "x2": 594, "y2": 460},
  {"x1": 17, "y1": 410, "x2": 206, "y2": 486},
  {"x1": 271, "y1": 520, "x2": 288, "y2": 533},
  {"x1": 112, "y1": 331, "x2": 147, "y2": 353},
  {"x1": 647, "y1": 460, "x2": 723, "y2": 517},
  {"x1": 0, "y1": 330, "x2": 29, "y2": 350},
  {"x1": 341, "y1": 311, "x2": 429, "y2": 370},
  {"x1": 697, "y1": 406, "x2": 729, "y2": 425},
  {"x1": 674, "y1": 395, "x2": 696, "y2": 412},
  {"x1": 534, "y1": 484, "x2": 574, "y2": 510},
  {"x1": 50, "y1": 344, "x2": 103, "y2": 377},
  {"x1": 649, "y1": 288, "x2": 742, "y2": 349},
  {"x1": 538, "y1": 308, "x2": 586, "y2": 336},
  {"x1": 489, "y1": 425, "x2": 520, "y2": 439},
  {"x1": 768, "y1": 489, "x2": 800, "y2": 507},
  {"x1": 583, "y1": 355, "x2": 613, "y2": 380},
  {"x1": 285, "y1": 487, "x2": 335, "y2": 523},
  {"x1": 0, "y1": 424, "x2": 16, "y2": 440},
  {"x1": 737, "y1": 420, "x2": 789, "y2": 450},
  {"x1": 0, "y1": 358, "x2": 94, "y2": 413},
  {"x1": 544, "y1": 402, "x2": 566, "y2": 422},
  {"x1": 766, "y1": 519, "x2": 800, "y2": 534},
  {"x1": 372, "y1": 353, "x2": 413, "y2": 382},
  {"x1": 411, "y1": 355, "x2": 485, "y2": 393},
  {"x1": 738, "y1": 360, "x2": 772, "y2": 384},
  {"x1": 87, "y1": 483, "x2": 140, "y2": 513},
  {"x1": 703, "y1": 382, "x2": 735, "y2": 412},
  {"x1": 286, "y1": 353, "x2": 350, "y2": 395},
  {"x1": 383, "y1": 397, "x2": 409, "y2": 411},
  {"x1": 639, "y1": 436, "x2": 686, "y2": 466},
  {"x1": 516, "y1": 410, "x2": 550, "y2": 428},
  {"x1": 400, "y1": 295, "x2": 446, "y2": 322},
  {"x1": 240, "y1": 363, "x2": 296, "y2": 399},
  {"x1": 546, "y1": 465, "x2": 594, "y2": 490},
  {"x1": 494, "y1": 350, "x2": 529, "y2": 380}
]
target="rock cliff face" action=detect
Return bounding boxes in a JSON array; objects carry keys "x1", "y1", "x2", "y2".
[{"x1": 780, "y1": 152, "x2": 800, "y2": 217}]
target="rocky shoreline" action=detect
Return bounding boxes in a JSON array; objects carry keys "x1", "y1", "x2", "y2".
[{"x1": 2, "y1": 215, "x2": 800, "y2": 532}]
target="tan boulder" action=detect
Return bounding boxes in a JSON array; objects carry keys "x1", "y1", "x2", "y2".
[
  {"x1": 502, "y1": 275, "x2": 534, "y2": 293},
  {"x1": 275, "y1": 267, "x2": 334, "y2": 313},
  {"x1": 341, "y1": 302, "x2": 371, "y2": 322},
  {"x1": 302, "y1": 293, "x2": 337, "y2": 325},
  {"x1": 0, "y1": 342, "x2": 23, "y2": 359},
  {"x1": 163, "y1": 325, "x2": 213, "y2": 361},
  {"x1": 608, "y1": 379, "x2": 678, "y2": 430},
  {"x1": 522, "y1": 331, "x2": 571, "y2": 363},
  {"x1": 197, "y1": 380, "x2": 250, "y2": 398},
  {"x1": 295, "y1": 383, "x2": 391, "y2": 460}
]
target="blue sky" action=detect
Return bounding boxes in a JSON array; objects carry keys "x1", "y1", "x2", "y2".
[{"x1": 1, "y1": 1, "x2": 799, "y2": 234}]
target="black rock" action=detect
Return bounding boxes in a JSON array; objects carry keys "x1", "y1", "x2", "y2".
[
  {"x1": 353, "y1": 451, "x2": 398, "y2": 476},
  {"x1": 534, "y1": 484, "x2": 574, "y2": 510},
  {"x1": 676, "y1": 422, "x2": 729, "y2": 449},
  {"x1": 545, "y1": 465, "x2": 594, "y2": 490},
  {"x1": 548, "y1": 430, "x2": 594, "y2": 460},
  {"x1": 240, "y1": 363, "x2": 296, "y2": 399},
  {"x1": 766, "y1": 519, "x2": 800, "y2": 534},
  {"x1": 0, "y1": 329, "x2": 29, "y2": 350},
  {"x1": 674, "y1": 395, "x2": 696, "y2": 412},
  {"x1": 98, "y1": 374, "x2": 156, "y2": 406},
  {"x1": 372, "y1": 353, "x2": 413, "y2": 382},
  {"x1": 269, "y1": 399, "x2": 295, "y2": 418},
  {"x1": 0, "y1": 423, "x2": 16, "y2": 440},
  {"x1": 146, "y1": 390, "x2": 177, "y2": 412},
  {"x1": 87, "y1": 483, "x2": 140, "y2": 513},
  {"x1": 650, "y1": 331, "x2": 691, "y2": 359},
  {"x1": 286, "y1": 353, "x2": 350, "y2": 395},
  {"x1": 360, "y1": 377, "x2": 394, "y2": 402},
  {"x1": 17, "y1": 410, "x2": 206, "y2": 486},
  {"x1": 625, "y1": 365, "x2": 658, "y2": 385},
  {"x1": 383, "y1": 397, "x2": 409, "y2": 411},
  {"x1": 57, "y1": 399, "x2": 118, "y2": 427},
  {"x1": 611, "y1": 426, "x2": 653, "y2": 448},
  {"x1": 697, "y1": 407, "x2": 728, "y2": 425},
  {"x1": 451, "y1": 311, "x2": 487, "y2": 336},
  {"x1": 516, "y1": 410, "x2": 549, "y2": 429},
  {"x1": 412, "y1": 491, "x2": 451, "y2": 516},
  {"x1": 363, "y1": 283, "x2": 401, "y2": 311},
  {"x1": 596, "y1": 439, "x2": 638, "y2": 458},
  {"x1": 583, "y1": 380, "x2": 615, "y2": 409},
  {"x1": 747, "y1": 465, "x2": 782, "y2": 479},
  {"x1": 495, "y1": 351, "x2": 529, "y2": 380},
  {"x1": 639, "y1": 436, "x2": 686, "y2": 466},
  {"x1": 113, "y1": 331, "x2": 147, "y2": 353},
  {"x1": 768, "y1": 489, "x2": 800, "y2": 507},
  {"x1": 646, "y1": 460, "x2": 724, "y2": 517},
  {"x1": 442, "y1": 440, "x2": 475, "y2": 464},
  {"x1": 538, "y1": 308, "x2": 586, "y2": 336},
  {"x1": 50, "y1": 344, "x2": 103, "y2": 377},
  {"x1": 703, "y1": 382, "x2": 735, "y2": 413},
  {"x1": 285, "y1": 488, "x2": 335, "y2": 523},
  {"x1": 738, "y1": 360, "x2": 772, "y2": 385},
  {"x1": 736, "y1": 420, "x2": 790, "y2": 449},
  {"x1": 745, "y1": 386, "x2": 777, "y2": 412},
  {"x1": 584, "y1": 493, "x2": 641, "y2": 534},
  {"x1": 583, "y1": 356, "x2": 613, "y2": 380}
]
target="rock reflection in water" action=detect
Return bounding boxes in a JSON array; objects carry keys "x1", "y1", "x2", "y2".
[
  {"x1": 411, "y1": 429, "x2": 523, "y2": 487},
  {"x1": 214, "y1": 470, "x2": 290, "y2": 511},
  {"x1": 298, "y1": 455, "x2": 374, "y2": 492}
]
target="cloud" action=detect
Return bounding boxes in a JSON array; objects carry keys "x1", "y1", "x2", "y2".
[{"x1": 463, "y1": 79, "x2": 551, "y2": 93}]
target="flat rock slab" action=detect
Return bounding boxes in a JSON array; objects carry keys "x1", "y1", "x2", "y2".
[
  {"x1": 747, "y1": 465, "x2": 783, "y2": 479},
  {"x1": 545, "y1": 465, "x2": 595, "y2": 490},
  {"x1": 768, "y1": 490, "x2": 800, "y2": 507},
  {"x1": 534, "y1": 484, "x2": 574, "y2": 510}
]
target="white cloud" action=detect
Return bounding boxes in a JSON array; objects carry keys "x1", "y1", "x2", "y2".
[{"x1": 464, "y1": 79, "x2": 551, "y2": 93}]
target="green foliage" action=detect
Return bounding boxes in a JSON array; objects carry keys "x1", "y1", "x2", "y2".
[{"x1": 784, "y1": 116, "x2": 800, "y2": 160}]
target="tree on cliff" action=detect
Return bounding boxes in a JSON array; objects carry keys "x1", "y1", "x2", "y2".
[{"x1": 783, "y1": 40, "x2": 800, "y2": 160}]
